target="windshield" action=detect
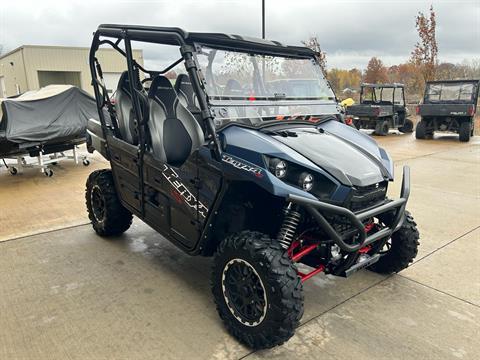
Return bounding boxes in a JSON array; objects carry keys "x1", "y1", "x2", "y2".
[
  {"x1": 425, "y1": 82, "x2": 476, "y2": 103},
  {"x1": 194, "y1": 45, "x2": 336, "y2": 127}
]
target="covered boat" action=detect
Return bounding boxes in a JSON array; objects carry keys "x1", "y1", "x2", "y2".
[{"x1": 0, "y1": 85, "x2": 98, "y2": 157}]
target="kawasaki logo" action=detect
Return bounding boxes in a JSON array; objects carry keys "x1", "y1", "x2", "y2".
[{"x1": 222, "y1": 154, "x2": 264, "y2": 178}]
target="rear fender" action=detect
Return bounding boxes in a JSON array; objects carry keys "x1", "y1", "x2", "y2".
[{"x1": 86, "y1": 118, "x2": 109, "y2": 159}]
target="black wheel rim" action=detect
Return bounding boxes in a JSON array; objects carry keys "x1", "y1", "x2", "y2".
[
  {"x1": 222, "y1": 259, "x2": 267, "y2": 327},
  {"x1": 91, "y1": 185, "x2": 106, "y2": 223}
]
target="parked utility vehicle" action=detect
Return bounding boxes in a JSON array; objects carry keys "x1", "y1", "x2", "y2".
[
  {"x1": 85, "y1": 25, "x2": 420, "y2": 349},
  {"x1": 346, "y1": 83, "x2": 413, "y2": 135},
  {"x1": 416, "y1": 80, "x2": 479, "y2": 142}
]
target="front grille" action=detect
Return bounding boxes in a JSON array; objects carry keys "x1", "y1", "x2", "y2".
[{"x1": 349, "y1": 181, "x2": 388, "y2": 212}]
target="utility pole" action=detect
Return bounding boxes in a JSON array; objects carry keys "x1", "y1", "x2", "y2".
[{"x1": 262, "y1": 0, "x2": 265, "y2": 39}]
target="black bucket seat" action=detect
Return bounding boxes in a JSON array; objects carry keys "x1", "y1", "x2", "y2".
[
  {"x1": 115, "y1": 71, "x2": 139, "y2": 144},
  {"x1": 147, "y1": 75, "x2": 204, "y2": 166}
]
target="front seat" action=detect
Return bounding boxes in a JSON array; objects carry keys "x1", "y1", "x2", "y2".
[
  {"x1": 147, "y1": 75, "x2": 204, "y2": 166},
  {"x1": 175, "y1": 73, "x2": 200, "y2": 113},
  {"x1": 115, "y1": 71, "x2": 138, "y2": 144}
]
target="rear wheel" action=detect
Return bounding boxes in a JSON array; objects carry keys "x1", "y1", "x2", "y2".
[
  {"x1": 399, "y1": 118, "x2": 414, "y2": 133},
  {"x1": 85, "y1": 169, "x2": 132, "y2": 236},
  {"x1": 375, "y1": 120, "x2": 389, "y2": 136},
  {"x1": 459, "y1": 121, "x2": 471, "y2": 142},
  {"x1": 212, "y1": 231, "x2": 303, "y2": 349},
  {"x1": 415, "y1": 120, "x2": 428, "y2": 139},
  {"x1": 369, "y1": 211, "x2": 419, "y2": 274}
]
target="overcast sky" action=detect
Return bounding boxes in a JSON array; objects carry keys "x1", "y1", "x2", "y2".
[{"x1": 0, "y1": 0, "x2": 478, "y2": 69}]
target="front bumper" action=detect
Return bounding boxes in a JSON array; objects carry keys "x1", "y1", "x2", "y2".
[{"x1": 288, "y1": 166, "x2": 410, "y2": 253}]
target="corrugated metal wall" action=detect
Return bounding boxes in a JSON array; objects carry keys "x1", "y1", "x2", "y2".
[
  {"x1": 0, "y1": 46, "x2": 143, "y2": 97},
  {"x1": 0, "y1": 49, "x2": 29, "y2": 96}
]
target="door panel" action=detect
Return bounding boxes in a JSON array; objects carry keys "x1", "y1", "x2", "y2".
[
  {"x1": 197, "y1": 147, "x2": 223, "y2": 226},
  {"x1": 143, "y1": 152, "x2": 201, "y2": 249},
  {"x1": 108, "y1": 135, "x2": 141, "y2": 214}
]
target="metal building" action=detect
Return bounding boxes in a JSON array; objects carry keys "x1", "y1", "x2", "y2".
[{"x1": 0, "y1": 45, "x2": 143, "y2": 98}]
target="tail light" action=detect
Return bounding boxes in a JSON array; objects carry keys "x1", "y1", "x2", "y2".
[
  {"x1": 467, "y1": 105, "x2": 475, "y2": 116},
  {"x1": 344, "y1": 115, "x2": 353, "y2": 125},
  {"x1": 416, "y1": 105, "x2": 420, "y2": 115}
]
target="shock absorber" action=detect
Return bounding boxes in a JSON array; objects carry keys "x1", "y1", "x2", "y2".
[{"x1": 277, "y1": 202, "x2": 301, "y2": 249}]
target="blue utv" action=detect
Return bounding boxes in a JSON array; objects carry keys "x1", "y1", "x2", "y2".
[{"x1": 85, "y1": 25, "x2": 420, "y2": 349}]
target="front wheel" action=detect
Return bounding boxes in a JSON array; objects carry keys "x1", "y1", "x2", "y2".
[
  {"x1": 212, "y1": 231, "x2": 303, "y2": 349},
  {"x1": 85, "y1": 169, "x2": 132, "y2": 236},
  {"x1": 369, "y1": 211, "x2": 420, "y2": 274},
  {"x1": 375, "y1": 120, "x2": 389, "y2": 136}
]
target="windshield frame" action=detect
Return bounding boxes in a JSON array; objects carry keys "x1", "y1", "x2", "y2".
[{"x1": 192, "y1": 43, "x2": 336, "y2": 105}]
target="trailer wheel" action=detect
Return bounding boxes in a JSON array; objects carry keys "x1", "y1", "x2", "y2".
[
  {"x1": 85, "y1": 169, "x2": 132, "y2": 236},
  {"x1": 375, "y1": 120, "x2": 389, "y2": 136},
  {"x1": 9, "y1": 167, "x2": 18, "y2": 175},
  {"x1": 44, "y1": 168, "x2": 54, "y2": 177},
  {"x1": 399, "y1": 119, "x2": 414, "y2": 133},
  {"x1": 459, "y1": 121, "x2": 471, "y2": 142},
  {"x1": 82, "y1": 158, "x2": 90, "y2": 166},
  {"x1": 212, "y1": 231, "x2": 303, "y2": 349},
  {"x1": 415, "y1": 120, "x2": 428, "y2": 139}
]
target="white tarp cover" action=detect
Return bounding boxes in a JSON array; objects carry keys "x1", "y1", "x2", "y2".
[{"x1": 0, "y1": 85, "x2": 98, "y2": 143}]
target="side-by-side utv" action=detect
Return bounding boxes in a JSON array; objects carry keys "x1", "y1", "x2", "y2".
[
  {"x1": 416, "y1": 80, "x2": 479, "y2": 142},
  {"x1": 346, "y1": 83, "x2": 413, "y2": 135},
  {"x1": 85, "y1": 24, "x2": 419, "y2": 349}
]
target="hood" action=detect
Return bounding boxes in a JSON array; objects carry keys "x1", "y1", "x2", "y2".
[{"x1": 270, "y1": 127, "x2": 388, "y2": 187}]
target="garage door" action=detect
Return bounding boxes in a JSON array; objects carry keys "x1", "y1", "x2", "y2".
[
  {"x1": 102, "y1": 72, "x2": 122, "y2": 95},
  {"x1": 38, "y1": 71, "x2": 81, "y2": 88}
]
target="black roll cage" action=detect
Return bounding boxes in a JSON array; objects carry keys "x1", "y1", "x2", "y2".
[
  {"x1": 360, "y1": 83, "x2": 405, "y2": 107},
  {"x1": 89, "y1": 24, "x2": 319, "y2": 162},
  {"x1": 89, "y1": 24, "x2": 321, "y2": 218},
  {"x1": 423, "y1": 79, "x2": 480, "y2": 104}
]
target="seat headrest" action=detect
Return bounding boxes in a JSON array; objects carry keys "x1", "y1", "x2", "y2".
[
  {"x1": 117, "y1": 71, "x2": 131, "y2": 95},
  {"x1": 175, "y1": 73, "x2": 199, "y2": 111},
  {"x1": 148, "y1": 75, "x2": 178, "y2": 118},
  {"x1": 174, "y1": 74, "x2": 192, "y2": 93},
  {"x1": 175, "y1": 74, "x2": 192, "y2": 91}
]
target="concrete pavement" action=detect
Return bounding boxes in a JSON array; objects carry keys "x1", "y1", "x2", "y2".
[{"x1": 0, "y1": 130, "x2": 479, "y2": 359}]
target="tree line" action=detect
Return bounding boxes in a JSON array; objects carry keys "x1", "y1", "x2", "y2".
[{"x1": 304, "y1": 6, "x2": 480, "y2": 103}]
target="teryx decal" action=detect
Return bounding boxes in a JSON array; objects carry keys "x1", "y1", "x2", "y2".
[
  {"x1": 162, "y1": 164, "x2": 209, "y2": 218},
  {"x1": 222, "y1": 154, "x2": 264, "y2": 178}
]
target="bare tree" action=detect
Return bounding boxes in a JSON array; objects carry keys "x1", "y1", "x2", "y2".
[
  {"x1": 302, "y1": 36, "x2": 327, "y2": 76},
  {"x1": 410, "y1": 5, "x2": 438, "y2": 82}
]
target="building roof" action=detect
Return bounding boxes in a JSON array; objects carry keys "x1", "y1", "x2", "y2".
[{"x1": 0, "y1": 44, "x2": 138, "y2": 60}]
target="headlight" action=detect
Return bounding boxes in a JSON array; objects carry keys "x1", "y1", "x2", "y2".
[
  {"x1": 269, "y1": 158, "x2": 287, "y2": 178},
  {"x1": 265, "y1": 156, "x2": 337, "y2": 199},
  {"x1": 299, "y1": 172, "x2": 314, "y2": 192}
]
